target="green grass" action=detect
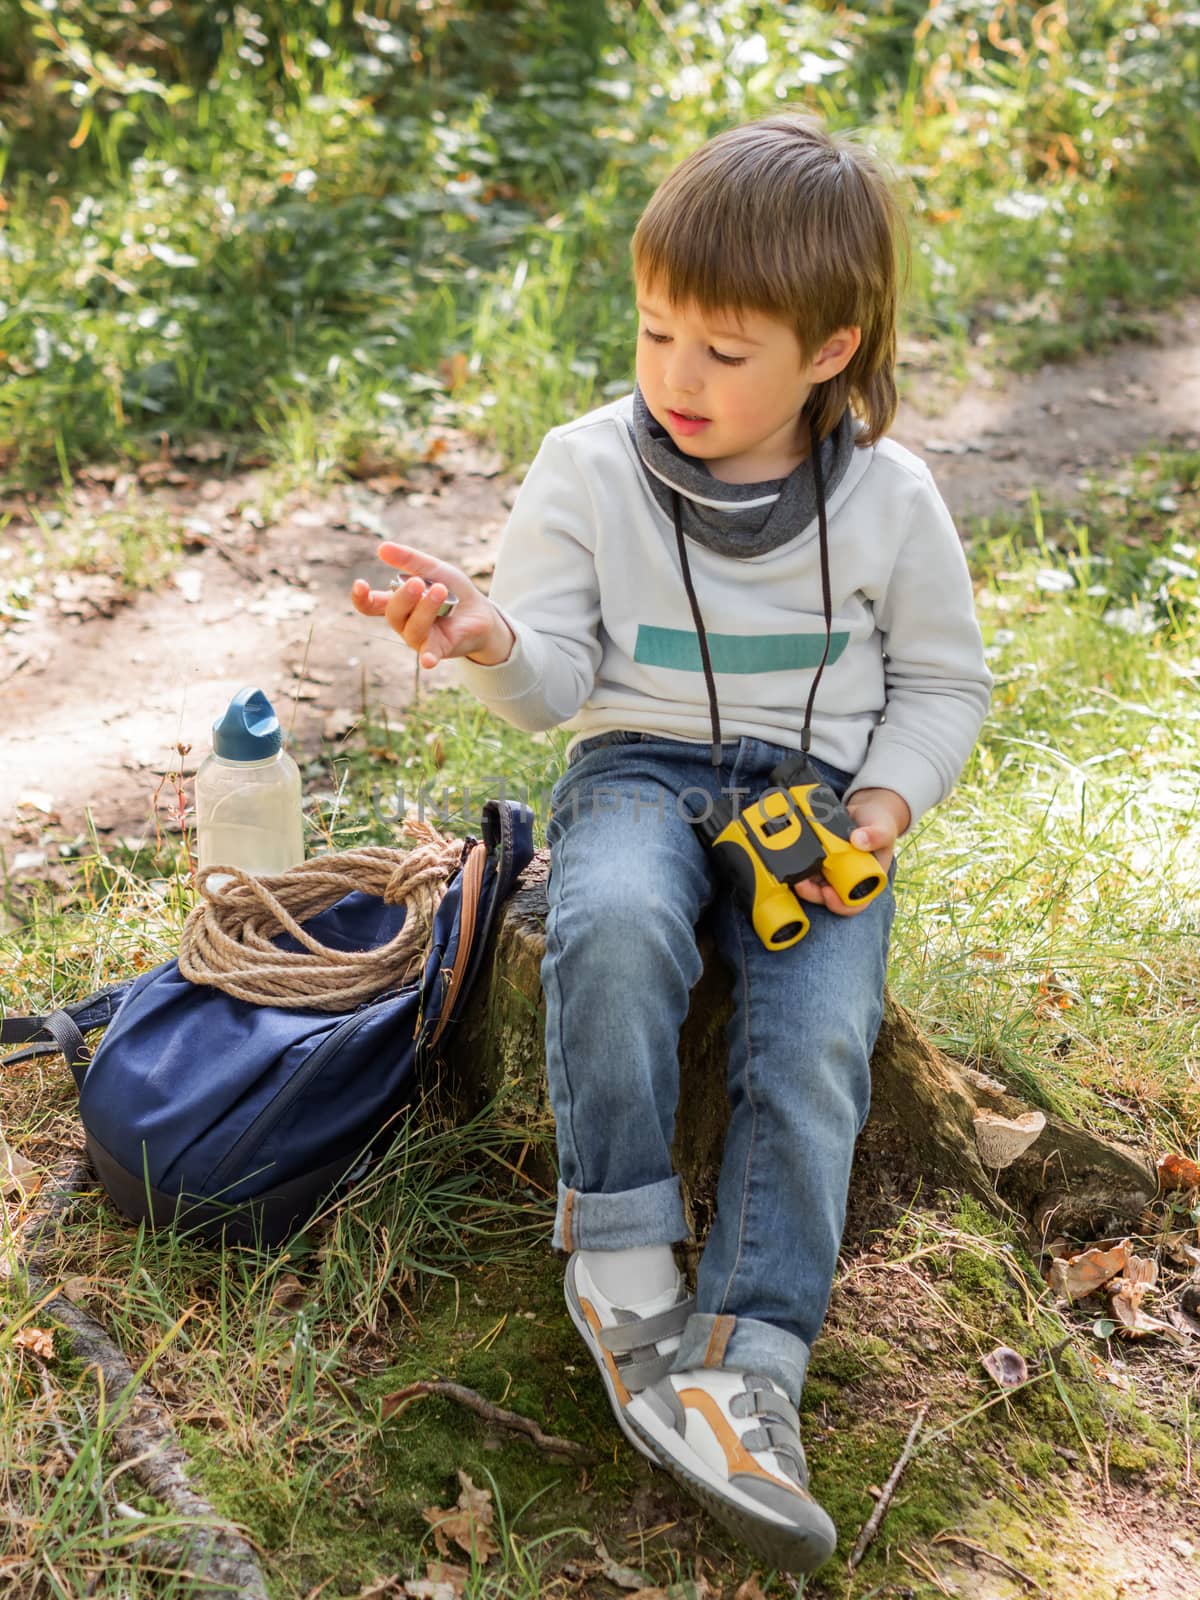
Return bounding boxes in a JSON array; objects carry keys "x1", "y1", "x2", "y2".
[
  {"x1": 894, "y1": 451, "x2": 1200, "y2": 1150},
  {"x1": 2, "y1": 1, "x2": 1199, "y2": 478}
]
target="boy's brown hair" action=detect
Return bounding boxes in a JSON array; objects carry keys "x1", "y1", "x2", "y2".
[{"x1": 631, "y1": 114, "x2": 905, "y2": 446}]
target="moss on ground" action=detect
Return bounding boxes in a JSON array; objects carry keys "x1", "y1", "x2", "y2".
[{"x1": 19, "y1": 1184, "x2": 1190, "y2": 1599}]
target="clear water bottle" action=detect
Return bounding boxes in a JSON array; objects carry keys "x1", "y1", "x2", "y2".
[{"x1": 195, "y1": 688, "x2": 305, "y2": 879}]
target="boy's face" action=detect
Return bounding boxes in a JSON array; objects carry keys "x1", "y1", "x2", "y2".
[{"x1": 634, "y1": 284, "x2": 860, "y2": 484}]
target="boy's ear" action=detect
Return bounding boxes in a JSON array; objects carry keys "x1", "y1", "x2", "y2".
[{"x1": 810, "y1": 326, "x2": 862, "y2": 379}]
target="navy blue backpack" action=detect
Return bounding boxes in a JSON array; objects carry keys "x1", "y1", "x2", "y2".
[{"x1": 0, "y1": 801, "x2": 533, "y2": 1245}]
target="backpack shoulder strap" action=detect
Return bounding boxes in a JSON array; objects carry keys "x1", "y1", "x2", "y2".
[
  {"x1": 423, "y1": 800, "x2": 535, "y2": 1054},
  {"x1": 0, "y1": 982, "x2": 136, "y2": 1082},
  {"x1": 426, "y1": 839, "x2": 489, "y2": 1050}
]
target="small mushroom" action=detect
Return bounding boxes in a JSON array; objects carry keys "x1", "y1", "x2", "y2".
[
  {"x1": 964, "y1": 1067, "x2": 1009, "y2": 1099},
  {"x1": 981, "y1": 1345, "x2": 1028, "y2": 1389},
  {"x1": 973, "y1": 1109, "x2": 1046, "y2": 1169}
]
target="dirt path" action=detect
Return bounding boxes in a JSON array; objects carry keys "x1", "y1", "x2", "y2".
[{"x1": 2, "y1": 297, "x2": 1199, "y2": 856}]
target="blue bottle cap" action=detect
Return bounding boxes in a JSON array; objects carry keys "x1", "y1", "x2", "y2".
[{"x1": 213, "y1": 687, "x2": 283, "y2": 761}]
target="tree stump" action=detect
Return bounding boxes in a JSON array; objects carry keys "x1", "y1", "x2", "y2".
[{"x1": 442, "y1": 854, "x2": 1157, "y2": 1246}]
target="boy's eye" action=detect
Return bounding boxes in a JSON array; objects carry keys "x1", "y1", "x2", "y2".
[{"x1": 640, "y1": 328, "x2": 747, "y2": 366}]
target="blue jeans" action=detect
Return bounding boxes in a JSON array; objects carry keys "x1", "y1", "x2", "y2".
[{"x1": 542, "y1": 733, "x2": 896, "y2": 1406}]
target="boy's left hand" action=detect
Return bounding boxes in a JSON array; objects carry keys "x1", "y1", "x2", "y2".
[{"x1": 792, "y1": 787, "x2": 910, "y2": 917}]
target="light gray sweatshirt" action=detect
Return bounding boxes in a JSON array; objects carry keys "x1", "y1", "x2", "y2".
[{"x1": 456, "y1": 395, "x2": 992, "y2": 826}]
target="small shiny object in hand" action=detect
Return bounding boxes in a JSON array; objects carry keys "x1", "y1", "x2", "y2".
[{"x1": 389, "y1": 572, "x2": 458, "y2": 617}]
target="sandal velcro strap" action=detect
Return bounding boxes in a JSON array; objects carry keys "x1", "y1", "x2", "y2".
[
  {"x1": 612, "y1": 1349, "x2": 678, "y2": 1392},
  {"x1": 733, "y1": 1384, "x2": 801, "y2": 1437},
  {"x1": 598, "y1": 1295, "x2": 695, "y2": 1357}
]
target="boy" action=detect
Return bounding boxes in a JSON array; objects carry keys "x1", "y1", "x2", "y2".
[{"x1": 352, "y1": 114, "x2": 991, "y2": 1573}]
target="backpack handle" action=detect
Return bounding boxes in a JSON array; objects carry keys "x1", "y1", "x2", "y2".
[{"x1": 0, "y1": 983, "x2": 136, "y2": 1086}]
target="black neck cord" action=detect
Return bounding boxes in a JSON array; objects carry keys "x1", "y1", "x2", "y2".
[
  {"x1": 670, "y1": 412, "x2": 832, "y2": 768},
  {"x1": 671, "y1": 488, "x2": 724, "y2": 767},
  {"x1": 800, "y1": 412, "x2": 832, "y2": 754}
]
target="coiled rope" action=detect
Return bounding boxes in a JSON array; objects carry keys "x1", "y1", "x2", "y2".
[{"x1": 178, "y1": 819, "x2": 466, "y2": 1012}]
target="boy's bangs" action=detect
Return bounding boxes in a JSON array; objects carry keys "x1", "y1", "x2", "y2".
[
  {"x1": 633, "y1": 207, "x2": 834, "y2": 358},
  {"x1": 638, "y1": 253, "x2": 796, "y2": 330},
  {"x1": 635, "y1": 248, "x2": 817, "y2": 353}
]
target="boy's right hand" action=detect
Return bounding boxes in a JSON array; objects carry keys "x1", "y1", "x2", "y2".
[{"x1": 350, "y1": 542, "x2": 513, "y2": 670}]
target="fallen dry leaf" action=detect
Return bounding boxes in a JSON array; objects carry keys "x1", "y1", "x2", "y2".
[
  {"x1": 1087, "y1": 1351, "x2": 1133, "y2": 1390},
  {"x1": 425, "y1": 1563, "x2": 468, "y2": 1594},
  {"x1": 323, "y1": 708, "x2": 361, "y2": 743},
  {"x1": 735, "y1": 1582, "x2": 769, "y2": 1600},
  {"x1": 180, "y1": 436, "x2": 227, "y2": 463},
  {"x1": 402, "y1": 1565, "x2": 468, "y2": 1600},
  {"x1": 269, "y1": 1274, "x2": 307, "y2": 1312},
  {"x1": 596, "y1": 1546, "x2": 654, "y2": 1590},
  {"x1": 52, "y1": 572, "x2": 125, "y2": 619},
  {"x1": 1165, "y1": 1303, "x2": 1200, "y2": 1339},
  {"x1": 1047, "y1": 1240, "x2": 1130, "y2": 1301},
  {"x1": 1, "y1": 1138, "x2": 39, "y2": 1198},
  {"x1": 1159, "y1": 1234, "x2": 1200, "y2": 1270},
  {"x1": 981, "y1": 1345, "x2": 1028, "y2": 1388},
  {"x1": 421, "y1": 1471, "x2": 498, "y2": 1564},
  {"x1": 17, "y1": 790, "x2": 56, "y2": 815},
  {"x1": 366, "y1": 473, "x2": 413, "y2": 496},
  {"x1": 288, "y1": 662, "x2": 335, "y2": 685},
  {"x1": 1157, "y1": 1152, "x2": 1200, "y2": 1192},
  {"x1": 1109, "y1": 1273, "x2": 1188, "y2": 1342},
  {"x1": 57, "y1": 1277, "x2": 94, "y2": 1305},
  {"x1": 13, "y1": 1326, "x2": 55, "y2": 1361}
]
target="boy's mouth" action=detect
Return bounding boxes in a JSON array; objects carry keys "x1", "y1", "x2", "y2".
[{"x1": 666, "y1": 409, "x2": 711, "y2": 436}]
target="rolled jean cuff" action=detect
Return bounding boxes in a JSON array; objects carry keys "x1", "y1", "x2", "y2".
[
  {"x1": 673, "y1": 1313, "x2": 811, "y2": 1408},
  {"x1": 552, "y1": 1177, "x2": 689, "y2": 1252}
]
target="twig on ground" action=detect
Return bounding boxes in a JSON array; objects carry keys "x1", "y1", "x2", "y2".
[
  {"x1": 205, "y1": 533, "x2": 262, "y2": 583},
  {"x1": 1103, "y1": 1414, "x2": 1114, "y2": 1505},
  {"x1": 18, "y1": 1158, "x2": 271, "y2": 1600},
  {"x1": 0, "y1": 651, "x2": 33, "y2": 687},
  {"x1": 897, "y1": 1544, "x2": 956, "y2": 1597},
  {"x1": 381, "y1": 1379, "x2": 596, "y2": 1462},
  {"x1": 932, "y1": 1532, "x2": 1046, "y2": 1593},
  {"x1": 39, "y1": 1368, "x2": 76, "y2": 1462},
  {"x1": 848, "y1": 1399, "x2": 929, "y2": 1570},
  {"x1": 1185, "y1": 1391, "x2": 1193, "y2": 1487}
]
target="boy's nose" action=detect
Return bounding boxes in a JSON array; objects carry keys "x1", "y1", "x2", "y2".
[{"x1": 665, "y1": 356, "x2": 703, "y2": 396}]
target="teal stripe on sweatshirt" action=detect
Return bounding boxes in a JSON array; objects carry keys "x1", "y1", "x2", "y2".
[{"x1": 634, "y1": 625, "x2": 849, "y2": 675}]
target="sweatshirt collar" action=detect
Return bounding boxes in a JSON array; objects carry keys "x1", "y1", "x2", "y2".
[{"x1": 629, "y1": 383, "x2": 856, "y2": 558}]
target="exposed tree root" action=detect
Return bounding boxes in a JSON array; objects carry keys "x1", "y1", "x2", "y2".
[{"x1": 19, "y1": 1158, "x2": 270, "y2": 1600}]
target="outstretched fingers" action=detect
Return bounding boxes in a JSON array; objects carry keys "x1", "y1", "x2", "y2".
[
  {"x1": 394, "y1": 579, "x2": 451, "y2": 664},
  {"x1": 350, "y1": 577, "x2": 391, "y2": 616}
]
